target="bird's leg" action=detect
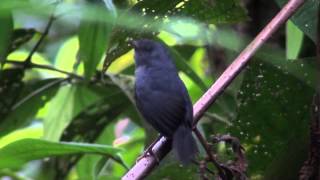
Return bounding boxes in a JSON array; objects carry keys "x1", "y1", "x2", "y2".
[{"x1": 136, "y1": 135, "x2": 162, "y2": 164}]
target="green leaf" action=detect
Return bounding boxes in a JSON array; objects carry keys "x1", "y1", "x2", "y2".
[
  {"x1": 0, "y1": 11, "x2": 13, "y2": 67},
  {"x1": 0, "y1": 138, "x2": 122, "y2": 169},
  {"x1": 55, "y1": 37, "x2": 83, "y2": 76},
  {"x1": 0, "y1": 125, "x2": 43, "y2": 148},
  {"x1": 169, "y1": 46, "x2": 207, "y2": 91},
  {"x1": 78, "y1": 3, "x2": 116, "y2": 79},
  {"x1": 286, "y1": 20, "x2": 303, "y2": 60},
  {"x1": 60, "y1": 82, "x2": 136, "y2": 141},
  {"x1": 43, "y1": 84, "x2": 101, "y2": 141},
  {"x1": 230, "y1": 58, "x2": 315, "y2": 177},
  {"x1": 276, "y1": 0, "x2": 319, "y2": 42}
]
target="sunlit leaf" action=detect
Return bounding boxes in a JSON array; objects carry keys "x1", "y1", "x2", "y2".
[
  {"x1": 55, "y1": 37, "x2": 83, "y2": 76},
  {"x1": 78, "y1": 2, "x2": 116, "y2": 79},
  {"x1": 6, "y1": 51, "x2": 54, "y2": 78},
  {"x1": 43, "y1": 84, "x2": 101, "y2": 141},
  {"x1": 0, "y1": 125, "x2": 43, "y2": 148},
  {"x1": 0, "y1": 138, "x2": 122, "y2": 169},
  {"x1": 286, "y1": 21, "x2": 303, "y2": 60},
  {"x1": 169, "y1": 45, "x2": 207, "y2": 91}
]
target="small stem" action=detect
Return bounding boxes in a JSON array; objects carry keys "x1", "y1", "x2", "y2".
[
  {"x1": 204, "y1": 112, "x2": 233, "y2": 126},
  {"x1": 193, "y1": 127, "x2": 226, "y2": 178},
  {"x1": 5, "y1": 60, "x2": 83, "y2": 79},
  {"x1": 11, "y1": 78, "x2": 67, "y2": 110}
]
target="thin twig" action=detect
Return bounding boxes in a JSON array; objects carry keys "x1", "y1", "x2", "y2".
[
  {"x1": 6, "y1": 60, "x2": 83, "y2": 79},
  {"x1": 25, "y1": 3, "x2": 57, "y2": 65},
  {"x1": 191, "y1": 160, "x2": 215, "y2": 175},
  {"x1": 193, "y1": 127, "x2": 226, "y2": 178},
  {"x1": 11, "y1": 78, "x2": 67, "y2": 110},
  {"x1": 122, "y1": 0, "x2": 306, "y2": 179},
  {"x1": 204, "y1": 112, "x2": 233, "y2": 126}
]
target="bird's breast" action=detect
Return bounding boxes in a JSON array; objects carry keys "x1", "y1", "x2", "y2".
[{"x1": 136, "y1": 67, "x2": 179, "y2": 93}]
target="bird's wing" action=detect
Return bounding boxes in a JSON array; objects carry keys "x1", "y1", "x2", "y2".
[{"x1": 135, "y1": 90, "x2": 188, "y2": 137}]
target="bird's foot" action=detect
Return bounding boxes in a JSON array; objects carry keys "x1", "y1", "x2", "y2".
[
  {"x1": 136, "y1": 136, "x2": 162, "y2": 164},
  {"x1": 136, "y1": 146, "x2": 159, "y2": 164}
]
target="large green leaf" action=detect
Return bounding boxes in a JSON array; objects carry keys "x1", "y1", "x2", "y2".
[
  {"x1": 0, "y1": 125, "x2": 43, "y2": 149},
  {"x1": 0, "y1": 11, "x2": 13, "y2": 67},
  {"x1": 230, "y1": 58, "x2": 315, "y2": 177},
  {"x1": 78, "y1": 2, "x2": 116, "y2": 79},
  {"x1": 276, "y1": 0, "x2": 319, "y2": 42},
  {"x1": 61, "y1": 82, "x2": 136, "y2": 142},
  {"x1": 43, "y1": 84, "x2": 102, "y2": 141},
  {"x1": 0, "y1": 138, "x2": 122, "y2": 169}
]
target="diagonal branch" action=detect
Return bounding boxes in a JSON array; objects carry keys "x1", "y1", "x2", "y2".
[
  {"x1": 24, "y1": 3, "x2": 57, "y2": 66},
  {"x1": 122, "y1": 0, "x2": 306, "y2": 179}
]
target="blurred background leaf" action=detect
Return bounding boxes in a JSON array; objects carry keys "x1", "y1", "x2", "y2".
[
  {"x1": 0, "y1": 12, "x2": 13, "y2": 67},
  {"x1": 0, "y1": 138, "x2": 123, "y2": 169}
]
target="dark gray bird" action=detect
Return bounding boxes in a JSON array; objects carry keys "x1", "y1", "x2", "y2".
[{"x1": 133, "y1": 39, "x2": 198, "y2": 164}]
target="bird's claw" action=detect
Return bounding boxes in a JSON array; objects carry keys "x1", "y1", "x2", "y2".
[{"x1": 136, "y1": 147, "x2": 160, "y2": 165}]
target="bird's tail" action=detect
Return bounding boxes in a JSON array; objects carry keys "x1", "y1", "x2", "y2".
[{"x1": 173, "y1": 125, "x2": 198, "y2": 165}]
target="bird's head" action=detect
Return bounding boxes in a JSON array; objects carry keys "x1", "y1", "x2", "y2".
[{"x1": 132, "y1": 39, "x2": 171, "y2": 67}]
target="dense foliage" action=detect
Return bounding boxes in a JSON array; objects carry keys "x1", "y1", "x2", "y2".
[{"x1": 0, "y1": 0, "x2": 318, "y2": 179}]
